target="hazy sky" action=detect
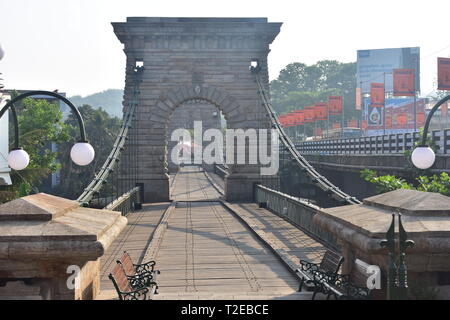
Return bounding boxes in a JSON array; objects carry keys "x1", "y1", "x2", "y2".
[{"x1": 1, "y1": 0, "x2": 449, "y2": 97}]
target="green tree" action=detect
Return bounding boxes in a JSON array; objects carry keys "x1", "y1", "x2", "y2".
[
  {"x1": 55, "y1": 105, "x2": 121, "y2": 199},
  {"x1": 270, "y1": 60, "x2": 357, "y2": 123},
  {"x1": 0, "y1": 96, "x2": 69, "y2": 203}
]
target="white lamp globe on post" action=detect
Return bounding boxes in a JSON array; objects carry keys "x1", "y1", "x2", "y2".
[
  {"x1": 7, "y1": 148, "x2": 30, "y2": 171},
  {"x1": 70, "y1": 141, "x2": 95, "y2": 166},
  {"x1": 1, "y1": 90, "x2": 95, "y2": 171},
  {"x1": 411, "y1": 146, "x2": 435, "y2": 170},
  {"x1": 411, "y1": 94, "x2": 450, "y2": 170}
]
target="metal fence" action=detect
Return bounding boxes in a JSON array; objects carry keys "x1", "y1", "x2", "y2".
[
  {"x1": 296, "y1": 129, "x2": 450, "y2": 155},
  {"x1": 254, "y1": 184, "x2": 339, "y2": 251}
]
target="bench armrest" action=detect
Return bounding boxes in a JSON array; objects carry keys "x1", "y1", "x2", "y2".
[
  {"x1": 120, "y1": 287, "x2": 150, "y2": 300},
  {"x1": 299, "y1": 260, "x2": 320, "y2": 273},
  {"x1": 127, "y1": 273, "x2": 158, "y2": 289},
  {"x1": 134, "y1": 260, "x2": 156, "y2": 274}
]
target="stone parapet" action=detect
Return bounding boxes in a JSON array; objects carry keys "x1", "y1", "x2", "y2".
[
  {"x1": 0, "y1": 193, "x2": 127, "y2": 300},
  {"x1": 313, "y1": 189, "x2": 450, "y2": 298}
]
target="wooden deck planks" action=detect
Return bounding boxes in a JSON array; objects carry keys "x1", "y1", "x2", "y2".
[
  {"x1": 98, "y1": 166, "x2": 326, "y2": 300},
  {"x1": 99, "y1": 202, "x2": 169, "y2": 291}
]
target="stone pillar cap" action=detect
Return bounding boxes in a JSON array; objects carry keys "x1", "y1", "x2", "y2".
[
  {"x1": 363, "y1": 189, "x2": 450, "y2": 216},
  {"x1": 0, "y1": 193, "x2": 127, "y2": 261}
]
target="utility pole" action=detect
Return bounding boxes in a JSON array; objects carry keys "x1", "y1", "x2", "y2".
[{"x1": 413, "y1": 79, "x2": 417, "y2": 132}]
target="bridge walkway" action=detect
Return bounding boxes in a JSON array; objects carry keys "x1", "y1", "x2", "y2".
[{"x1": 98, "y1": 166, "x2": 325, "y2": 300}]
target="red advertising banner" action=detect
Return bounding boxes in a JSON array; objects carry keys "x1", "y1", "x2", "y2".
[
  {"x1": 370, "y1": 83, "x2": 385, "y2": 106},
  {"x1": 396, "y1": 113, "x2": 407, "y2": 126},
  {"x1": 355, "y1": 87, "x2": 362, "y2": 111},
  {"x1": 438, "y1": 57, "x2": 450, "y2": 91},
  {"x1": 361, "y1": 120, "x2": 368, "y2": 130},
  {"x1": 393, "y1": 69, "x2": 415, "y2": 96},
  {"x1": 284, "y1": 112, "x2": 301, "y2": 126},
  {"x1": 332, "y1": 122, "x2": 341, "y2": 129},
  {"x1": 304, "y1": 107, "x2": 315, "y2": 123},
  {"x1": 313, "y1": 128, "x2": 323, "y2": 136},
  {"x1": 416, "y1": 112, "x2": 425, "y2": 126},
  {"x1": 347, "y1": 119, "x2": 357, "y2": 127},
  {"x1": 293, "y1": 110, "x2": 305, "y2": 125},
  {"x1": 314, "y1": 103, "x2": 328, "y2": 121},
  {"x1": 328, "y1": 96, "x2": 343, "y2": 115},
  {"x1": 385, "y1": 115, "x2": 392, "y2": 128}
]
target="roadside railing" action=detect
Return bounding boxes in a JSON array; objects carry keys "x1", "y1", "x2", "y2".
[
  {"x1": 254, "y1": 184, "x2": 339, "y2": 251},
  {"x1": 214, "y1": 163, "x2": 228, "y2": 179},
  {"x1": 296, "y1": 129, "x2": 450, "y2": 155}
]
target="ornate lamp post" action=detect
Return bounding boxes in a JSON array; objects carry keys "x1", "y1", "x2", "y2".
[
  {"x1": 411, "y1": 94, "x2": 450, "y2": 169},
  {"x1": 0, "y1": 91, "x2": 95, "y2": 170}
]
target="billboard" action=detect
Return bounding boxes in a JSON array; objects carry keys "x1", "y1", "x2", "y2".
[
  {"x1": 438, "y1": 57, "x2": 450, "y2": 90},
  {"x1": 357, "y1": 47, "x2": 420, "y2": 94},
  {"x1": 362, "y1": 97, "x2": 426, "y2": 135}
]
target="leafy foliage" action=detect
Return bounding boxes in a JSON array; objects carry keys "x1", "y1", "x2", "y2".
[
  {"x1": 270, "y1": 60, "x2": 357, "y2": 120},
  {"x1": 361, "y1": 169, "x2": 450, "y2": 196},
  {"x1": 55, "y1": 104, "x2": 121, "y2": 199},
  {"x1": 360, "y1": 169, "x2": 413, "y2": 194},
  {"x1": 0, "y1": 96, "x2": 69, "y2": 203}
]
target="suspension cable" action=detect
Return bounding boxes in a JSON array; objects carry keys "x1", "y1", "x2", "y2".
[{"x1": 252, "y1": 68, "x2": 361, "y2": 205}]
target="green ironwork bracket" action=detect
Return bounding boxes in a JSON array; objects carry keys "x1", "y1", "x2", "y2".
[{"x1": 380, "y1": 212, "x2": 415, "y2": 300}]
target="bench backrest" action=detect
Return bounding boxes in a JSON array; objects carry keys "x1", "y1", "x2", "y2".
[
  {"x1": 319, "y1": 250, "x2": 344, "y2": 274},
  {"x1": 117, "y1": 251, "x2": 136, "y2": 277},
  {"x1": 349, "y1": 259, "x2": 371, "y2": 288},
  {"x1": 109, "y1": 263, "x2": 131, "y2": 296}
]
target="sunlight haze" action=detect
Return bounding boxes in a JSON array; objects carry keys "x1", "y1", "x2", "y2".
[{"x1": 0, "y1": 0, "x2": 449, "y2": 96}]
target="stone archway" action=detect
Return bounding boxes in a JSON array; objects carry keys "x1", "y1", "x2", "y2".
[
  {"x1": 158, "y1": 85, "x2": 267, "y2": 202},
  {"x1": 113, "y1": 17, "x2": 281, "y2": 202}
]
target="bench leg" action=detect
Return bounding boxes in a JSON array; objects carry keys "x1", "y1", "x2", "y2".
[
  {"x1": 298, "y1": 278, "x2": 304, "y2": 292},
  {"x1": 311, "y1": 288, "x2": 319, "y2": 300}
]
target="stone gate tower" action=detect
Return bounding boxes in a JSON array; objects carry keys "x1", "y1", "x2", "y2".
[{"x1": 113, "y1": 17, "x2": 281, "y2": 202}]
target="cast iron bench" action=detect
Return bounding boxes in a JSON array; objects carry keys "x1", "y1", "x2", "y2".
[
  {"x1": 296, "y1": 249, "x2": 344, "y2": 299},
  {"x1": 109, "y1": 251, "x2": 160, "y2": 300},
  {"x1": 319, "y1": 259, "x2": 373, "y2": 300}
]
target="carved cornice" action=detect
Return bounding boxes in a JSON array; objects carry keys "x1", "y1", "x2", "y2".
[{"x1": 112, "y1": 17, "x2": 282, "y2": 50}]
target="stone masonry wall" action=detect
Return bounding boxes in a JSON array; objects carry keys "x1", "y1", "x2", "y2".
[{"x1": 113, "y1": 17, "x2": 281, "y2": 202}]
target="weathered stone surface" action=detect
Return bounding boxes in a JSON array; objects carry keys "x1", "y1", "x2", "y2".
[
  {"x1": 314, "y1": 189, "x2": 450, "y2": 273},
  {"x1": 0, "y1": 193, "x2": 127, "y2": 300},
  {"x1": 114, "y1": 17, "x2": 280, "y2": 202},
  {"x1": 364, "y1": 189, "x2": 450, "y2": 216}
]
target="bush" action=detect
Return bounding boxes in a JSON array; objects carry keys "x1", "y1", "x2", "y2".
[{"x1": 360, "y1": 169, "x2": 450, "y2": 196}]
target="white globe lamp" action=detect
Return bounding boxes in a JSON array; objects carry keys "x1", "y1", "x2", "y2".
[
  {"x1": 411, "y1": 146, "x2": 435, "y2": 170},
  {"x1": 7, "y1": 148, "x2": 30, "y2": 171},
  {"x1": 70, "y1": 142, "x2": 95, "y2": 166}
]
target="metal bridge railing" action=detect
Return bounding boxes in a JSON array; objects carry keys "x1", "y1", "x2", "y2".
[
  {"x1": 296, "y1": 129, "x2": 450, "y2": 155},
  {"x1": 254, "y1": 184, "x2": 339, "y2": 251},
  {"x1": 213, "y1": 163, "x2": 228, "y2": 179},
  {"x1": 77, "y1": 66, "x2": 144, "y2": 215}
]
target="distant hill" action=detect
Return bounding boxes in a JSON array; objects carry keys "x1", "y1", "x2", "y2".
[{"x1": 69, "y1": 89, "x2": 124, "y2": 118}]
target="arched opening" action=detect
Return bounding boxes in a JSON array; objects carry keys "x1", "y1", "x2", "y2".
[{"x1": 167, "y1": 98, "x2": 226, "y2": 174}]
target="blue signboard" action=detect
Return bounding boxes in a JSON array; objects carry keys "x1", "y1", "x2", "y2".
[{"x1": 357, "y1": 47, "x2": 420, "y2": 94}]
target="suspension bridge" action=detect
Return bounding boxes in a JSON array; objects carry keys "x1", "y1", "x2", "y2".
[
  {"x1": 2, "y1": 17, "x2": 447, "y2": 301},
  {"x1": 70, "y1": 17, "x2": 360, "y2": 299}
]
